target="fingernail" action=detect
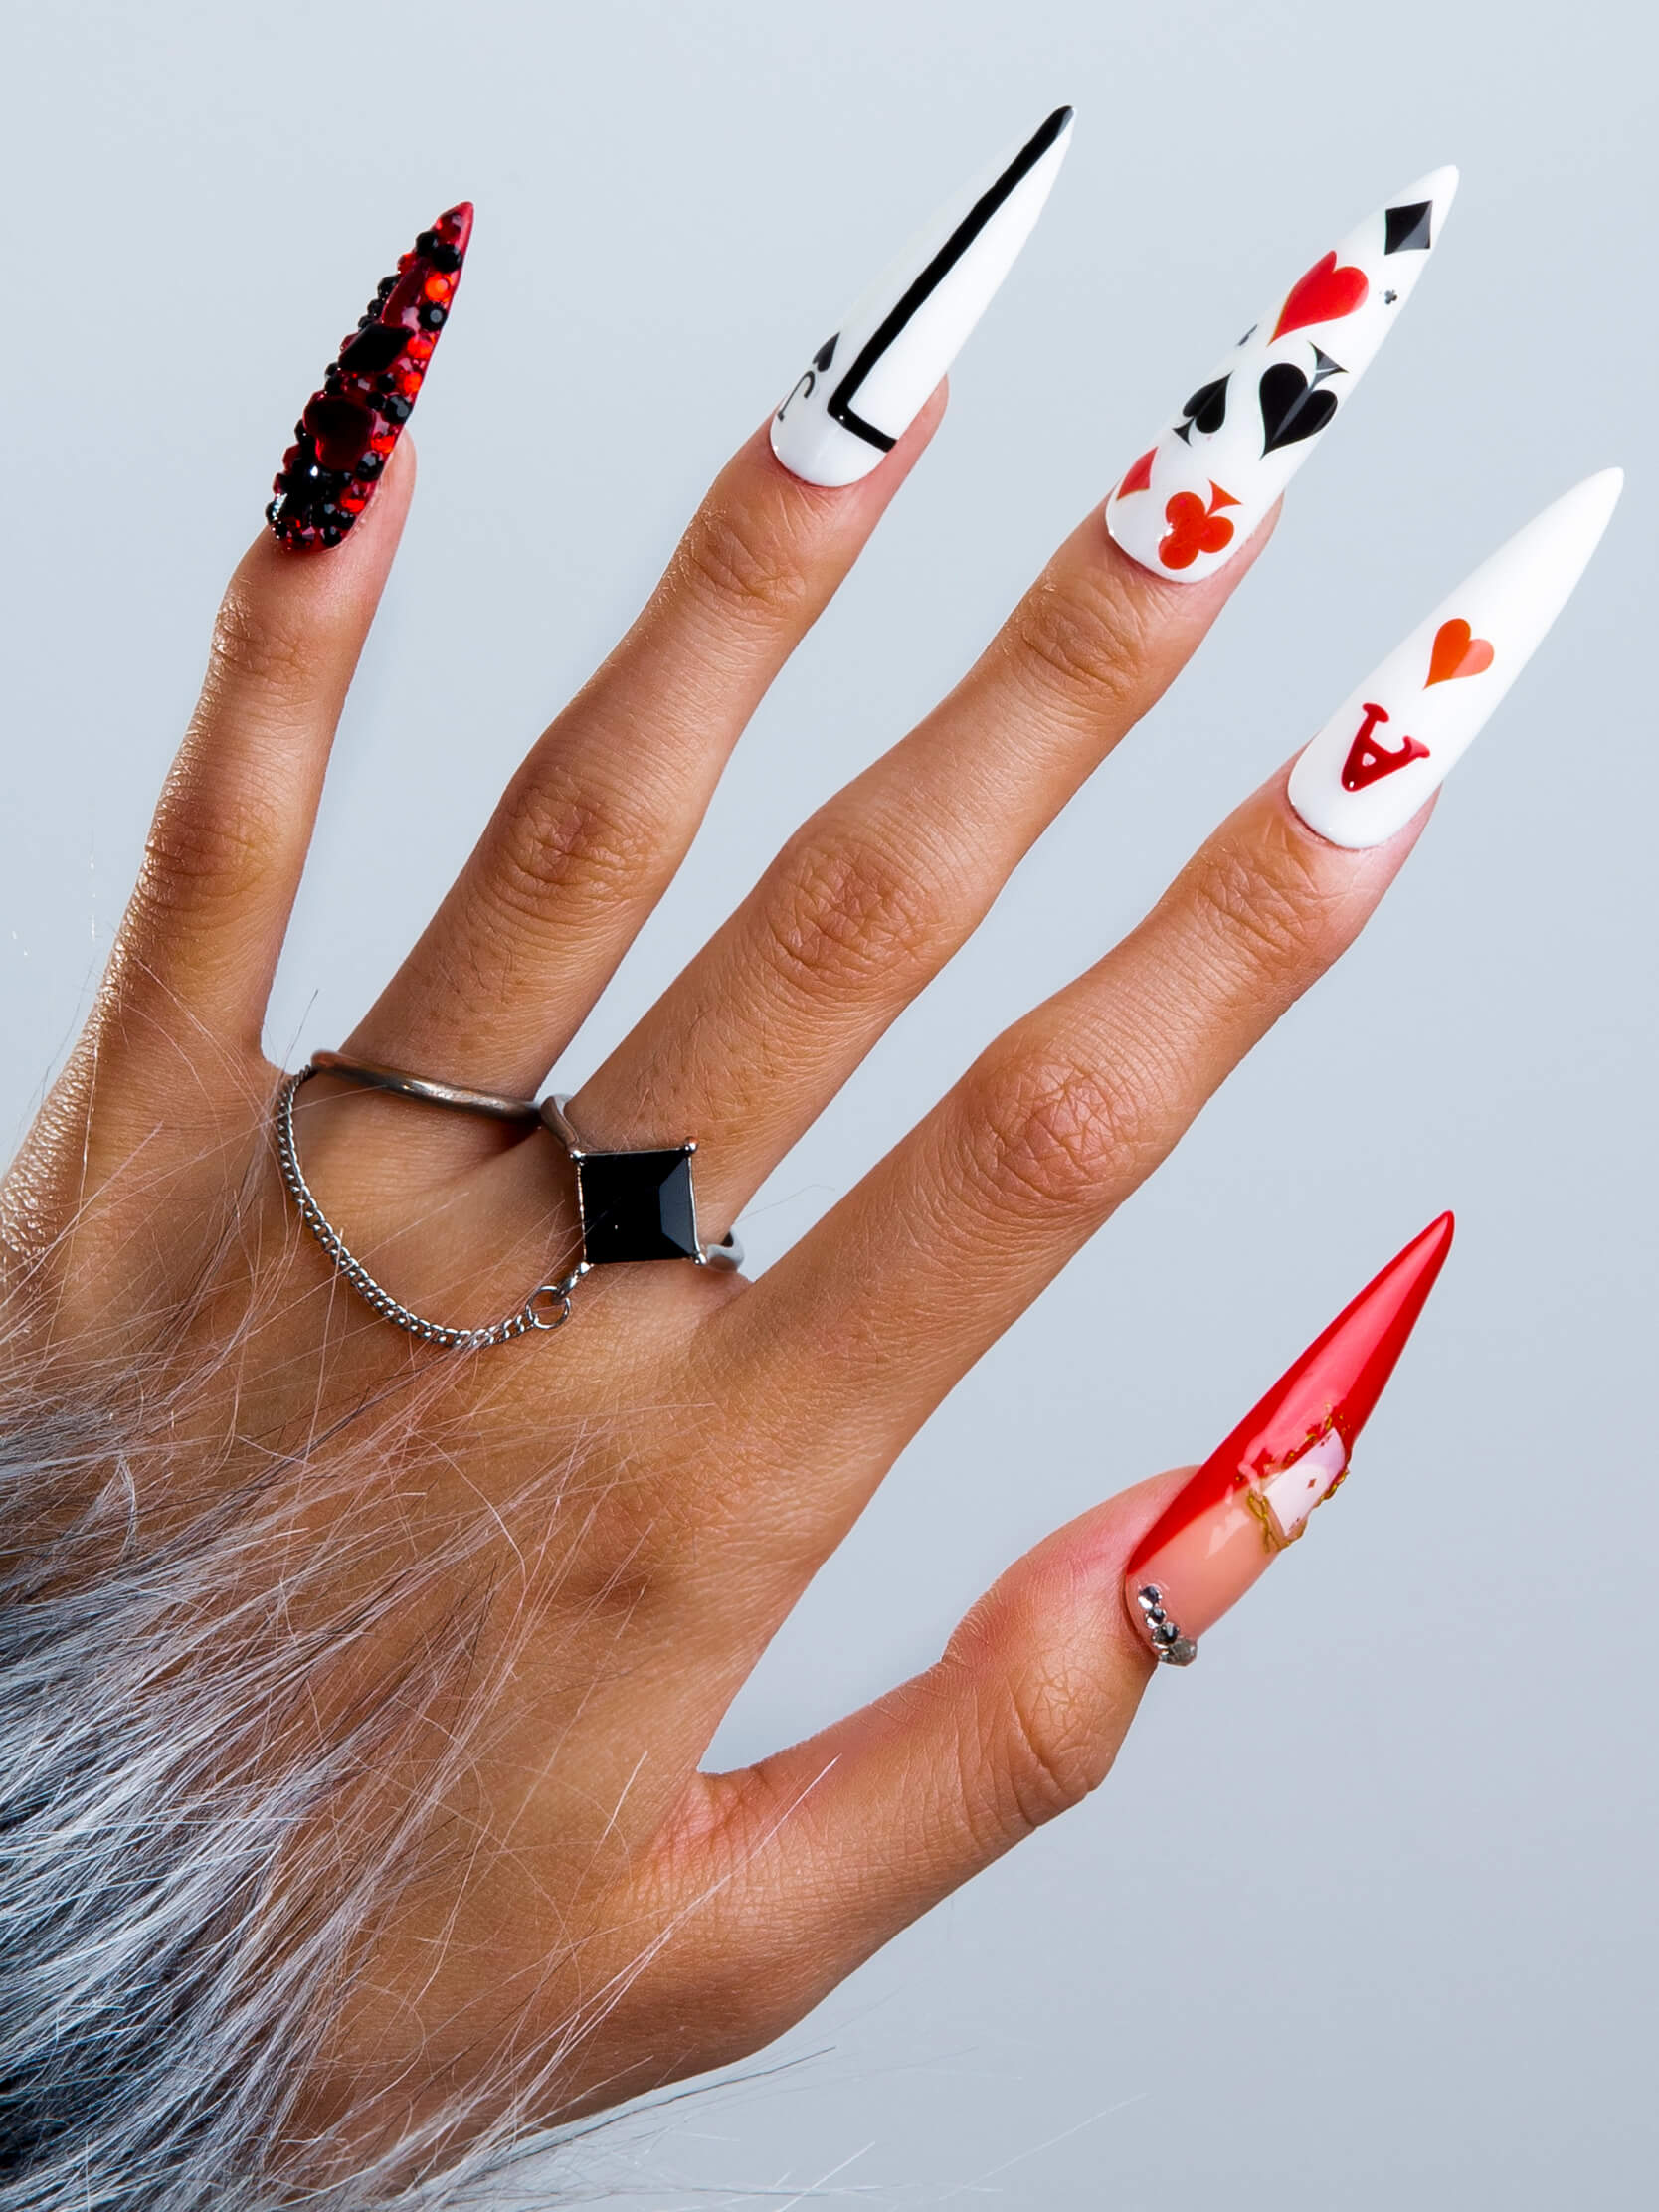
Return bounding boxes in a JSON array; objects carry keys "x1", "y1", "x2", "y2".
[
  {"x1": 1286, "y1": 469, "x2": 1622, "y2": 847},
  {"x1": 1125, "y1": 1212, "x2": 1454, "y2": 1667},
  {"x1": 268, "y1": 203, "x2": 473, "y2": 551},
  {"x1": 1105, "y1": 166, "x2": 1458, "y2": 582},
  {"x1": 770, "y1": 106, "x2": 1074, "y2": 489}
]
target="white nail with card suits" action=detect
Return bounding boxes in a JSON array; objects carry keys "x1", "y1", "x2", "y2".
[
  {"x1": 770, "y1": 106, "x2": 1074, "y2": 489},
  {"x1": 1105, "y1": 166, "x2": 1458, "y2": 582},
  {"x1": 1287, "y1": 470, "x2": 1623, "y2": 849}
]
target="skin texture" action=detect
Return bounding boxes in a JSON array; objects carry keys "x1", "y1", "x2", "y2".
[{"x1": 0, "y1": 391, "x2": 1428, "y2": 2172}]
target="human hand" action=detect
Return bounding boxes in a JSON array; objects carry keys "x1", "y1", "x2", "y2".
[{"x1": 0, "y1": 128, "x2": 1612, "y2": 2196}]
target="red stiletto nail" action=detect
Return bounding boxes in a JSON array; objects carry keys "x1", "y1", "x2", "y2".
[
  {"x1": 267, "y1": 202, "x2": 472, "y2": 552},
  {"x1": 1125, "y1": 1211, "x2": 1454, "y2": 1666}
]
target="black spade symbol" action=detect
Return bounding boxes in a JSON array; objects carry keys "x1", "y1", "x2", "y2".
[
  {"x1": 1383, "y1": 200, "x2": 1433, "y2": 255},
  {"x1": 1258, "y1": 361, "x2": 1339, "y2": 455},
  {"x1": 813, "y1": 332, "x2": 838, "y2": 373},
  {"x1": 1173, "y1": 375, "x2": 1229, "y2": 445}
]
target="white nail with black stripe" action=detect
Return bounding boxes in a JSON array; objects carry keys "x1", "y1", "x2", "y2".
[{"x1": 771, "y1": 105, "x2": 1074, "y2": 489}]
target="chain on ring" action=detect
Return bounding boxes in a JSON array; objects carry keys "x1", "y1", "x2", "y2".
[{"x1": 275, "y1": 1066, "x2": 580, "y2": 1350}]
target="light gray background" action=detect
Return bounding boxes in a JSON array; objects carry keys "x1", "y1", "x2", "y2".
[{"x1": 5, "y1": 1, "x2": 1656, "y2": 2204}]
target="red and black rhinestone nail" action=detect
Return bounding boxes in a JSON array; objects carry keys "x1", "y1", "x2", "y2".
[{"x1": 267, "y1": 203, "x2": 472, "y2": 552}]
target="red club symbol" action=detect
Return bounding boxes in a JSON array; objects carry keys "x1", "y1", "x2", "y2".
[
  {"x1": 1340, "y1": 701, "x2": 1429, "y2": 792},
  {"x1": 1158, "y1": 482, "x2": 1239, "y2": 570}
]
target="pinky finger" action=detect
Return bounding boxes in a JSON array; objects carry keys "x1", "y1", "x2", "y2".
[
  {"x1": 692, "y1": 1216, "x2": 1452, "y2": 2003},
  {"x1": 106, "y1": 205, "x2": 472, "y2": 1084}
]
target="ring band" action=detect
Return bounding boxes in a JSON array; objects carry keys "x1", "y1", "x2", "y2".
[
  {"x1": 276, "y1": 1065, "x2": 579, "y2": 1349},
  {"x1": 310, "y1": 1048, "x2": 540, "y2": 1123},
  {"x1": 276, "y1": 1051, "x2": 743, "y2": 1349}
]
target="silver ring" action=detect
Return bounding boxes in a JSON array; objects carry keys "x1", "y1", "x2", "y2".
[
  {"x1": 310, "y1": 1049, "x2": 541, "y2": 1123},
  {"x1": 541, "y1": 1095, "x2": 743, "y2": 1272},
  {"x1": 275, "y1": 1066, "x2": 580, "y2": 1350}
]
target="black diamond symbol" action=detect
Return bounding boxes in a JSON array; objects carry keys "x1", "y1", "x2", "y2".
[
  {"x1": 576, "y1": 1147, "x2": 699, "y2": 1264},
  {"x1": 1384, "y1": 200, "x2": 1433, "y2": 255}
]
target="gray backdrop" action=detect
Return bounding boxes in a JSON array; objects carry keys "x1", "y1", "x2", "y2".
[{"x1": 5, "y1": 1, "x2": 1655, "y2": 2204}]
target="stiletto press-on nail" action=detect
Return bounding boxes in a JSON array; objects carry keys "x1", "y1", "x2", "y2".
[
  {"x1": 1288, "y1": 469, "x2": 1622, "y2": 848},
  {"x1": 268, "y1": 203, "x2": 472, "y2": 551},
  {"x1": 1125, "y1": 1213, "x2": 1454, "y2": 1666},
  {"x1": 770, "y1": 106, "x2": 1074, "y2": 489},
  {"x1": 1105, "y1": 166, "x2": 1458, "y2": 582}
]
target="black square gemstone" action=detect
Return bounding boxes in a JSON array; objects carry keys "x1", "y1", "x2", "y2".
[{"x1": 575, "y1": 1147, "x2": 699, "y2": 1265}]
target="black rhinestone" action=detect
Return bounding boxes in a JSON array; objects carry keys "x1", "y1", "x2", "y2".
[
  {"x1": 1152, "y1": 1623, "x2": 1177, "y2": 1644},
  {"x1": 376, "y1": 275, "x2": 397, "y2": 298},
  {"x1": 265, "y1": 499, "x2": 279, "y2": 525},
  {"x1": 428, "y1": 241, "x2": 462, "y2": 272},
  {"x1": 319, "y1": 524, "x2": 342, "y2": 546},
  {"x1": 339, "y1": 321, "x2": 405, "y2": 374},
  {"x1": 356, "y1": 451, "x2": 383, "y2": 478},
  {"x1": 380, "y1": 395, "x2": 412, "y2": 424},
  {"x1": 1148, "y1": 1607, "x2": 1167, "y2": 1624},
  {"x1": 419, "y1": 302, "x2": 447, "y2": 329},
  {"x1": 414, "y1": 229, "x2": 440, "y2": 255},
  {"x1": 357, "y1": 311, "x2": 380, "y2": 328},
  {"x1": 576, "y1": 1149, "x2": 700, "y2": 1266}
]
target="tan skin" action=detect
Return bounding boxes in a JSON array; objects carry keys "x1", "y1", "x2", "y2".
[{"x1": 0, "y1": 391, "x2": 1424, "y2": 2163}]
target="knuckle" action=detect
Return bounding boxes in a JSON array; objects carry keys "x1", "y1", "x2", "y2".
[
  {"x1": 965, "y1": 1664, "x2": 1104, "y2": 1847},
  {"x1": 675, "y1": 499, "x2": 811, "y2": 625},
  {"x1": 482, "y1": 768, "x2": 662, "y2": 926},
  {"x1": 960, "y1": 1044, "x2": 1161, "y2": 1217},
  {"x1": 756, "y1": 828, "x2": 954, "y2": 1004},
  {"x1": 202, "y1": 585, "x2": 314, "y2": 707},
  {"x1": 1000, "y1": 563, "x2": 1158, "y2": 721},
  {"x1": 137, "y1": 789, "x2": 279, "y2": 915},
  {"x1": 1182, "y1": 825, "x2": 1342, "y2": 990}
]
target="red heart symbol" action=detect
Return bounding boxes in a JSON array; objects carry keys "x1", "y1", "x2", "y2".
[
  {"x1": 1272, "y1": 250, "x2": 1370, "y2": 341},
  {"x1": 1158, "y1": 483, "x2": 1239, "y2": 571},
  {"x1": 1425, "y1": 618, "x2": 1495, "y2": 688}
]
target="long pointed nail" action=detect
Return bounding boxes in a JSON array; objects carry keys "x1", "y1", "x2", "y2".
[
  {"x1": 1105, "y1": 165, "x2": 1458, "y2": 582},
  {"x1": 770, "y1": 106, "x2": 1074, "y2": 489},
  {"x1": 1125, "y1": 1213, "x2": 1454, "y2": 1666},
  {"x1": 268, "y1": 203, "x2": 473, "y2": 552},
  {"x1": 1288, "y1": 469, "x2": 1622, "y2": 847}
]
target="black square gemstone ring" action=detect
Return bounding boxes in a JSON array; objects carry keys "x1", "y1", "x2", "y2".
[
  {"x1": 539, "y1": 1095, "x2": 742, "y2": 1273},
  {"x1": 275, "y1": 1051, "x2": 742, "y2": 1353}
]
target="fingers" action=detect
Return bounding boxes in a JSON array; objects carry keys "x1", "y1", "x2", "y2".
[
  {"x1": 105, "y1": 444, "x2": 416, "y2": 1079},
  {"x1": 689, "y1": 1483, "x2": 1165, "y2": 2025},
  {"x1": 352, "y1": 102, "x2": 1076, "y2": 1091},
  {"x1": 347, "y1": 399, "x2": 945, "y2": 1090},
  {"x1": 714, "y1": 772, "x2": 1425, "y2": 1536},
  {"x1": 568, "y1": 160, "x2": 1467, "y2": 1196},
  {"x1": 571, "y1": 509, "x2": 1271, "y2": 1210}
]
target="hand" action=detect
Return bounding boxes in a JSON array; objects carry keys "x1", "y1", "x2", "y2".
[{"x1": 5, "y1": 152, "x2": 1596, "y2": 2193}]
